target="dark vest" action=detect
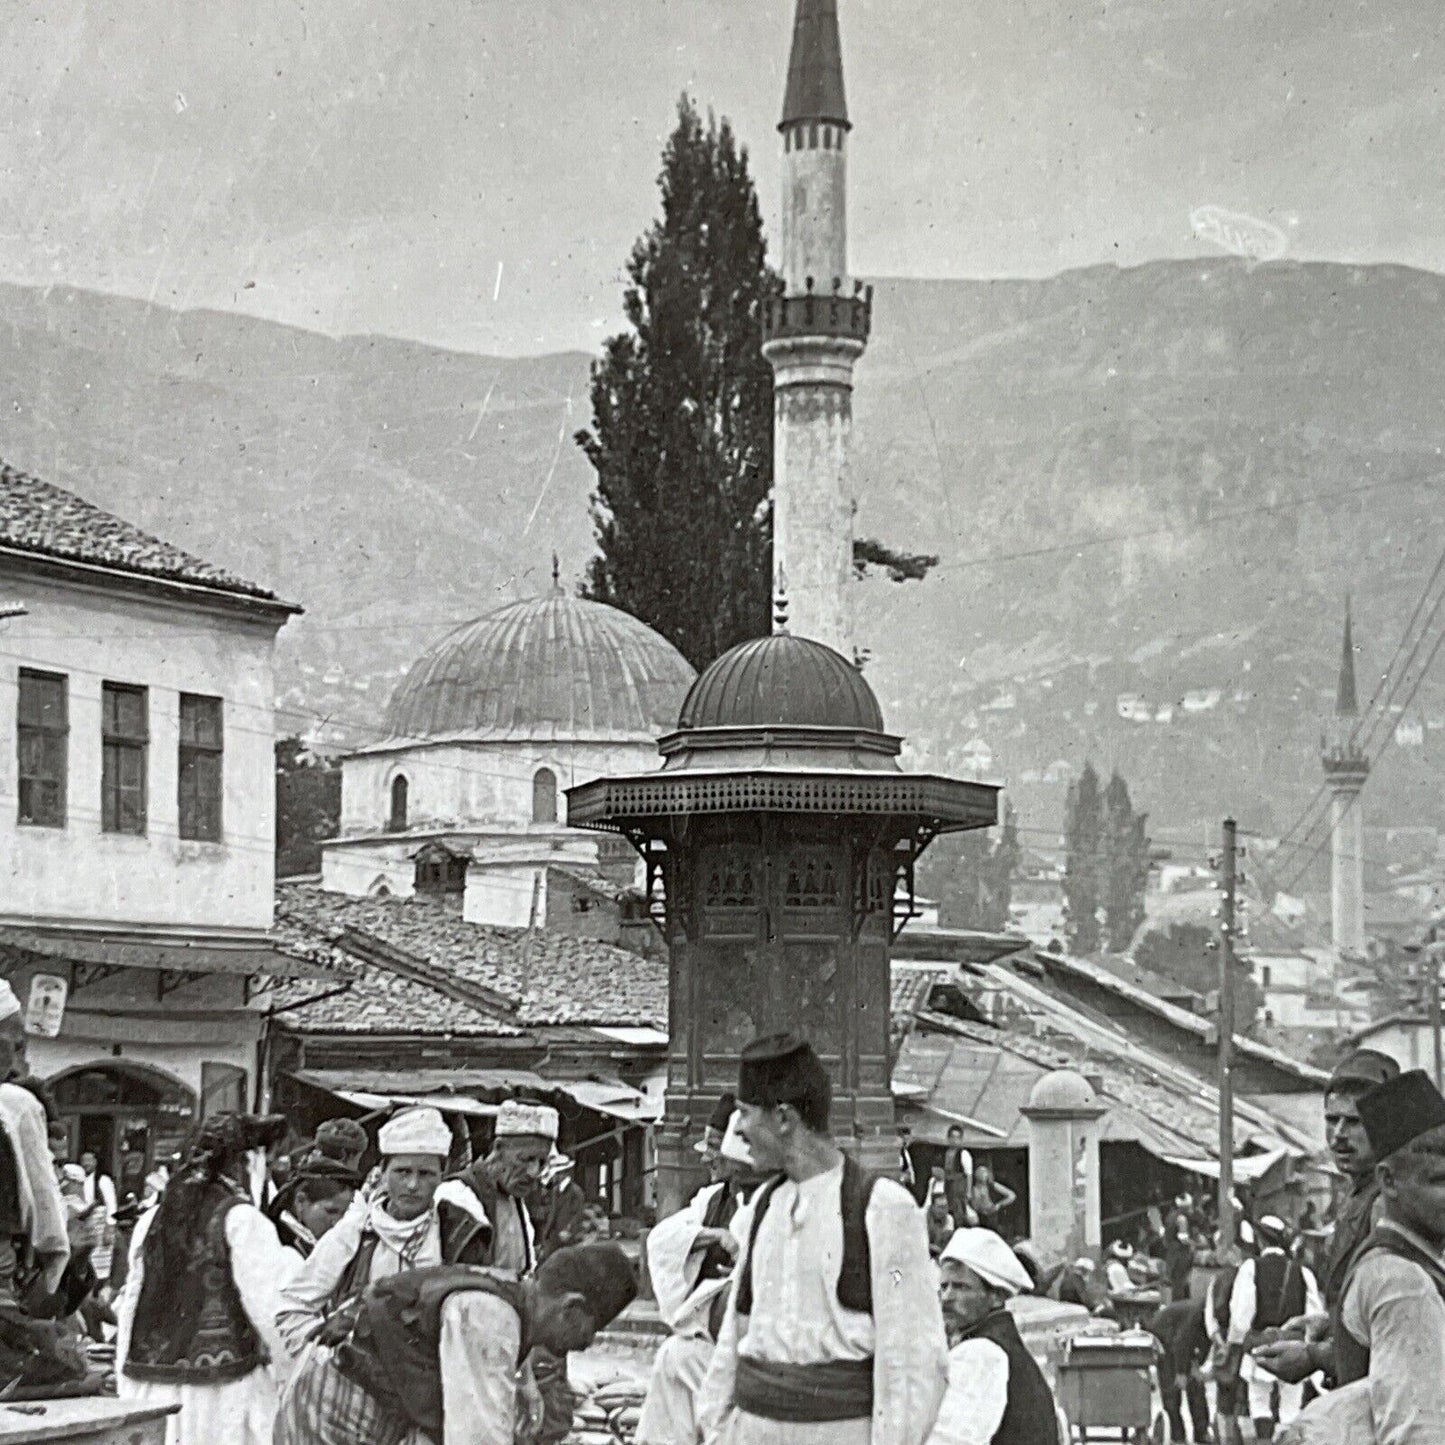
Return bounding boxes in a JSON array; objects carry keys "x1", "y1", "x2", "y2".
[
  {"x1": 735, "y1": 1155, "x2": 880, "y2": 1317},
  {"x1": 124, "y1": 1189, "x2": 264, "y2": 1385},
  {"x1": 0, "y1": 1130, "x2": 23, "y2": 1238},
  {"x1": 1332, "y1": 1224, "x2": 1445, "y2": 1387},
  {"x1": 1323, "y1": 1177, "x2": 1379, "y2": 1307},
  {"x1": 332, "y1": 1199, "x2": 490, "y2": 1307},
  {"x1": 956, "y1": 1308, "x2": 1060, "y2": 1445},
  {"x1": 698, "y1": 1183, "x2": 739, "y2": 1282},
  {"x1": 328, "y1": 1265, "x2": 527, "y2": 1441},
  {"x1": 450, "y1": 1166, "x2": 533, "y2": 1271},
  {"x1": 1249, "y1": 1252, "x2": 1306, "y2": 1333}
]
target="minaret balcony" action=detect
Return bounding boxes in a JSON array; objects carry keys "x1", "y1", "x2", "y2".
[{"x1": 762, "y1": 282, "x2": 872, "y2": 345}]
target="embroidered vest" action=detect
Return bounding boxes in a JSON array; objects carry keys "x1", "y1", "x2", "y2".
[
  {"x1": 956, "y1": 1308, "x2": 1061, "y2": 1445},
  {"x1": 332, "y1": 1198, "x2": 490, "y2": 1307},
  {"x1": 124, "y1": 1189, "x2": 264, "y2": 1385},
  {"x1": 1332, "y1": 1224, "x2": 1445, "y2": 1387},
  {"x1": 328, "y1": 1265, "x2": 528, "y2": 1441},
  {"x1": 735, "y1": 1155, "x2": 880, "y2": 1317}
]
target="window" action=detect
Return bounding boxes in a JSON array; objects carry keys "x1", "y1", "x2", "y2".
[
  {"x1": 1260, "y1": 964, "x2": 1272, "y2": 989},
  {"x1": 532, "y1": 767, "x2": 557, "y2": 824},
  {"x1": 101, "y1": 683, "x2": 147, "y2": 834},
  {"x1": 389, "y1": 775, "x2": 409, "y2": 831},
  {"x1": 178, "y1": 693, "x2": 223, "y2": 841},
  {"x1": 17, "y1": 669, "x2": 67, "y2": 827}
]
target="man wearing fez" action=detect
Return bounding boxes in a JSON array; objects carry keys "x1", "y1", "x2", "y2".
[
  {"x1": 1253, "y1": 1048, "x2": 1400, "y2": 1390},
  {"x1": 276, "y1": 1243, "x2": 638, "y2": 1445},
  {"x1": 697, "y1": 1034, "x2": 948, "y2": 1445},
  {"x1": 639, "y1": 1109, "x2": 764, "y2": 1445},
  {"x1": 1304, "y1": 1068, "x2": 1445, "y2": 1442}
]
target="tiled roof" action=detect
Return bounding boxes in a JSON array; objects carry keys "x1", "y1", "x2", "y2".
[
  {"x1": 0, "y1": 464, "x2": 290, "y2": 604},
  {"x1": 269, "y1": 914, "x2": 521, "y2": 1037},
  {"x1": 276, "y1": 884, "x2": 667, "y2": 1029}
]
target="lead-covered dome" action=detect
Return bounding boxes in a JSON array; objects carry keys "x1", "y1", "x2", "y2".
[
  {"x1": 384, "y1": 595, "x2": 695, "y2": 743},
  {"x1": 678, "y1": 634, "x2": 885, "y2": 732}
]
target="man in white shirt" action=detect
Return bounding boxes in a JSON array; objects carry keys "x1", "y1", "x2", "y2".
[
  {"x1": 276, "y1": 1106, "x2": 488, "y2": 1357},
  {"x1": 697, "y1": 1033, "x2": 948, "y2": 1445},
  {"x1": 638, "y1": 1110, "x2": 760, "y2": 1444},
  {"x1": 79, "y1": 1150, "x2": 117, "y2": 1281},
  {"x1": 928, "y1": 1227, "x2": 1060, "y2": 1445}
]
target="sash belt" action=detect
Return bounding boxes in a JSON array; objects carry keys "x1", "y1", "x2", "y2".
[{"x1": 733, "y1": 1354, "x2": 874, "y2": 1423}]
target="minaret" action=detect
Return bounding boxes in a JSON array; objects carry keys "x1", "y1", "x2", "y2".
[
  {"x1": 763, "y1": 0, "x2": 871, "y2": 656},
  {"x1": 1321, "y1": 600, "x2": 1369, "y2": 959}
]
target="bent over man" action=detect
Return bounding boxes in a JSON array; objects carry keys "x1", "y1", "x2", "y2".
[{"x1": 276, "y1": 1243, "x2": 638, "y2": 1445}]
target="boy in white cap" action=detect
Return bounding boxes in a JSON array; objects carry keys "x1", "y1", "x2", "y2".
[
  {"x1": 277, "y1": 1105, "x2": 488, "y2": 1357},
  {"x1": 0, "y1": 977, "x2": 67, "y2": 1306},
  {"x1": 638, "y1": 1108, "x2": 763, "y2": 1444},
  {"x1": 928, "y1": 1227, "x2": 1060, "y2": 1444}
]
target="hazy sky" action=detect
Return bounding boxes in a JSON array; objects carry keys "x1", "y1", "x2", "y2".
[{"x1": 1, "y1": 0, "x2": 1440, "y2": 354}]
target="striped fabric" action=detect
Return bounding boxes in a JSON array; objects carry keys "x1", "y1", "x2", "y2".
[{"x1": 275, "y1": 1344, "x2": 410, "y2": 1445}]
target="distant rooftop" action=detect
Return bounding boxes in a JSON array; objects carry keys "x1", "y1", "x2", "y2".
[{"x1": 0, "y1": 463, "x2": 294, "y2": 608}]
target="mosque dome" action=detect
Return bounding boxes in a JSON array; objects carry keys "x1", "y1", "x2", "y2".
[
  {"x1": 677, "y1": 633, "x2": 885, "y2": 733},
  {"x1": 383, "y1": 594, "x2": 696, "y2": 744}
]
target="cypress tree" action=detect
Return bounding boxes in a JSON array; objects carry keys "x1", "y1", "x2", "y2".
[
  {"x1": 1102, "y1": 771, "x2": 1152, "y2": 952},
  {"x1": 577, "y1": 96, "x2": 775, "y2": 670},
  {"x1": 1064, "y1": 762, "x2": 1103, "y2": 954}
]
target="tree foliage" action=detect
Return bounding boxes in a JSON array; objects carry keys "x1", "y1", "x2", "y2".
[
  {"x1": 577, "y1": 96, "x2": 776, "y2": 671},
  {"x1": 934, "y1": 802, "x2": 1020, "y2": 930},
  {"x1": 275, "y1": 737, "x2": 341, "y2": 878},
  {"x1": 1064, "y1": 762, "x2": 1103, "y2": 953},
  {"x1": 1135, "y1": 922, "x2": 1264, "y2": 1031},
  {"x1": 1102, "y1": 771, "x2": 1152, "y2": 952}
]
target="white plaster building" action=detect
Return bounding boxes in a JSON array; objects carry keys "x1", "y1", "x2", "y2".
[
  {"x1": 320, "y1": 589, "x2": 695, "y2": 928},
  {"x1": 0, "y1": 465, "x2": 328, "y2": 1192}
]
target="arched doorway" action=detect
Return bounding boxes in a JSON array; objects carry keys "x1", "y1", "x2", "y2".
[{"x1": 49, "y1": 1062, "x2": 197, "y2": 1202}]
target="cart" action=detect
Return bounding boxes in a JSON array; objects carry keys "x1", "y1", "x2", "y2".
[{"x1": 1056, "y1": 1331, "x2": 1158, "y2": 1443}]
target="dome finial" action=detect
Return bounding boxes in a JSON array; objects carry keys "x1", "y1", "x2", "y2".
[
  {"x1": 773, "y1": 569, "x2": 790, "y2": 633},
  {"x1": 551, "y1": 552, "x2": 563, "y2": 596}
]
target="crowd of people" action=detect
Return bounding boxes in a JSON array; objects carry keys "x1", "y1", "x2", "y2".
[{"x1": 5, "y1": 967, "x2": 1445, "y2": 1445}]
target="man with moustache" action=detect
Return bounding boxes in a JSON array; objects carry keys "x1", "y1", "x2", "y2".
[
  {"x1": 697, "y1": 1033, "x2": 947, "y2": 1445},
  {"x1": 1252, "y1": 1049, "x2": 1400, "y2": 1390}
]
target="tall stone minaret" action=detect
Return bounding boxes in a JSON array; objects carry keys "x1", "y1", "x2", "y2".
[
  {"x1": 1322, "y1": 600, "x2": 1369, "y2": 959},
  {"x1": 763, "y1": 0, "x2": 871, "y2": 656}
]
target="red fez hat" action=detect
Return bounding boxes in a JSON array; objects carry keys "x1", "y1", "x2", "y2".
[
  {"x1": 738, "y1": 1033, "x2": 830, "y2": 1111},
  {"x1": 1357, "y1": 1069, "x2": 1445, "y2": 1161}
]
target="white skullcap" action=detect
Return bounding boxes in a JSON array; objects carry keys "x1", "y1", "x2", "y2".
[
  {"x1": 61, "y1": 1163, "x2": 85, "y2": 1184},
  {"x1": 495, "y1": 1100, "x2": 559, "y2": 1141},
  {"x1": 377, "y1": 1106, "x2": 451, "y2": 1159},
  {"x1": 1107, "y1": 1239, "x2": 1134, "y2": 1260},
  {"x1": 719, "y1": 1111, "x2": 752, "y2": 1165},
  {"x1": 0, "y1": 979, "x2": 20, "y2": 1023},
  {"x1": 939, "y1": 1227, "x2": 1034, "y2": 1297}
]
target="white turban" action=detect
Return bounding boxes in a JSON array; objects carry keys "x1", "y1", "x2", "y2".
[
  {"x1": 377, "y1": 1106, "x2": 451, "y2": 1159},
  {"x1": 719, "y1": 1111, "x2": 752, "y2": 1164},
  {"x1": 495, "y1": 1100, "x2": 559, "y2": 1141},
  {"x1": 939, "y1": 1227, "x2": 1034, "y2": 1297},
  {"x1": 0, "y1": 979, "x2": 20, "y2": 1023}
]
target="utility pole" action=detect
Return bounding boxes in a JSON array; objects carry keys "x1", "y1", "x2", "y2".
[{"x1": 1217, "y1": 817, "x2": 1238, "y2": 1253}]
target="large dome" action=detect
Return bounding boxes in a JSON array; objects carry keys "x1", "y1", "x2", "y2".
[
  {"x1": 383, "y1": 595, "x2": 696, "y2": 743},
  {"x1": 677, "y1": 633, "x2": 885, "y2": 732}
]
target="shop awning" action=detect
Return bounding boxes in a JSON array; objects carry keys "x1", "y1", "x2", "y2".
[
  {"x1": 0, "y1": 926, "x2": 341, "y2": 982},
  {"x1": 554, "y1": 1079, "x2": 660, "y2": 1123},
  {"x1": 288, "y1": 1068, "x2": 660, "y2": 1125},
  {"x1": 1162, "y1": 1149, "x2": 1289, "y2": 1185}
]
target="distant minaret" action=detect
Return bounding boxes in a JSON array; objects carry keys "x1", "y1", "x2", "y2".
[
  {"x1": 763, "y1": 0, "x2": 871, "y2": 656},
  {"x1": 1322, "y1": 600, "x2": 1369, "y2": 959}
]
